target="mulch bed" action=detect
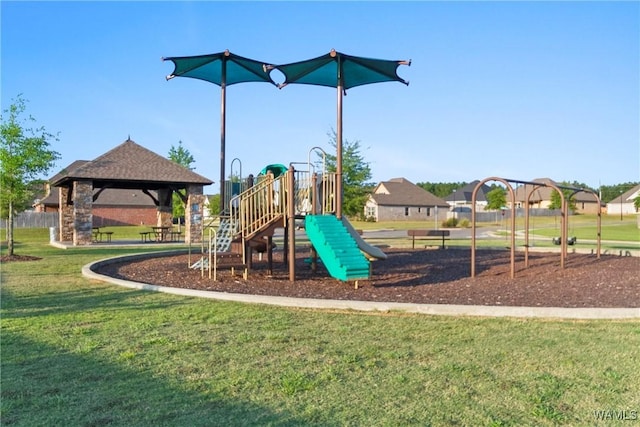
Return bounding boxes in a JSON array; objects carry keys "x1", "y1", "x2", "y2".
[
  {"x1": 95, "y1": 248, "x2": 640, "y2": 308},
  {"x1": 1, "y1": 254, "x2": 42, "y2": 262}
]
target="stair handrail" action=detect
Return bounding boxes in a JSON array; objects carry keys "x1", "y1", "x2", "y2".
[
  {"x1": 236, "y1": 172, "x2": 289, "y2": 239},
  {"x1": 199, "y1": 213, "x2": 230, "y2": 253},
  {"x1": 227, "y1": 168, "x2": 339, "y2": 241},
  {"x1": 318, "y1": 171, "x2": 337, "y2": 215}
]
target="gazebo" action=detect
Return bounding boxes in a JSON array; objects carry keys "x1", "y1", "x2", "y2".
[{"x1": 50, "y1": 139, "x2": 213, "y2": 245}]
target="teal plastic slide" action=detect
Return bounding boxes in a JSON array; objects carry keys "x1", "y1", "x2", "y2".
[{"x1": 304, "y1": 215, "x2": 371, "y2": 282}]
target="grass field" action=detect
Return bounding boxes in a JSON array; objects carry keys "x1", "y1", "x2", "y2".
[{"x1": 2, "y1": 228, "x2": 639, "y2": 425}]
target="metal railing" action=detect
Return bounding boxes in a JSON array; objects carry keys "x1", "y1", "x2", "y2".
[
  {"x1": 234, "y1": 172, "x2": 288, "y2": 240},
  {"x1": 232, "y1": 170, "x2": 338, "y2": 240}
]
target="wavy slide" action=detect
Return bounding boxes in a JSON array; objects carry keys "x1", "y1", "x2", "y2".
[{"x1": 341, "y1": 217, "x2": 387, "y2": 260}]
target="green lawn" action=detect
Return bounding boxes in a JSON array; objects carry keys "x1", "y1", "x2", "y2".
[{"x1": 2, "y1": 228, "x2": 639, "y2": 426}]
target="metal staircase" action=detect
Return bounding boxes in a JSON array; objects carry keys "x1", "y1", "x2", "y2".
[{"x1": 214, "y1": 218, "x2": 235, "y2": 253}]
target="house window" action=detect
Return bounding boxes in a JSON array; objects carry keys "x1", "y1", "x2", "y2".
[
  {"x1": 404, "y1": 207, "x2": 409, "y2": 216},
  {"x1": 418, "y1": 207, "x2": 421, "y2": 213},
  {"x1": 426, "y1": 207, "x2": 431, "y2": 216},
  {"x1": 365, "y1": 206, "x2": 375, "y2": 218}
]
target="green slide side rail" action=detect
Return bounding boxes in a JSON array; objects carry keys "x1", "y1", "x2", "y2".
[{"x1": 305, "y1": 214, "x2": 370, "y2": 282}]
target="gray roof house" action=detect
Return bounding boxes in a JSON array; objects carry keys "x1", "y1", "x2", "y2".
[
  {"x1": 606, "y1": 184, "x2": 640, "y2": 216},
  {"x1": 510, "y1": 178, "x2": 602, "y2": 214},
  {"x1": 444, "y1": 180, "x2": 492, "y2": 211},
  {"x1": 365, "y1": 178, "x2": 449, "y2": 222}
]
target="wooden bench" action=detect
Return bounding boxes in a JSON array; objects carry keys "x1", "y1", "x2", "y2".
[
  {"x1": 169, "y1": 231, "x2": 182, "y2": 242},
  {"x1": 407, "y1": 229, "x2": 450, "y2": 249},
  {"x1": 139, "y1": 231, "x2": 151, "y2": 242}
]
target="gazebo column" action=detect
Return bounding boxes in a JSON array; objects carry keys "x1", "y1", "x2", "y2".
[
  {"x1": 186, "y1": 184, "x2": 205, "y2": 244},
  {"x1": 73, "y1": 180, "x2": 93, "y2": 245},
  {"x1": 59, "y1": 186, "x2": 74, "y2": 242},
  {"x1": 156, "y1": 188, "x2": 173, "y2": 227}
]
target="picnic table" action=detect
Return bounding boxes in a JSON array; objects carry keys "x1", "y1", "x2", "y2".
[
  {"x1": 151, "y1": 226, "x2": 171, "y2": 242},
  {"x1": 139, "y1": 226, "x2": 183, "y2": 243},
  {"x1": 92, "y1": 227, "x2": 114, "y2": 243}
]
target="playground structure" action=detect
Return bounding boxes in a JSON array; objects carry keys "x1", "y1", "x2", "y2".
[
  {"x1": 194, "y1": 152, "x2": 386, "y2": 286},
  {"x1": 164, "y1": 50, "x2": 409, "y2": 286},
  {"x1": 470, "y1": 177, "x2": 602, "y2": 278}
]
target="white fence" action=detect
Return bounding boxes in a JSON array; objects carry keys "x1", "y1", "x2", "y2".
[{"x1": 1, "y1": 212, "x2": 59, "y2": 228}]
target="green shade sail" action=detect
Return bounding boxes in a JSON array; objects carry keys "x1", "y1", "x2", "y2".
[
  {"x1": 271, "y1": 49, "x2": 410, "y2": 91},
  {"x1": 266, "y1": 49, "x2": 411, "y2": 218},
  {"x1": 163, "y1": 50, "x2": 276, "y2": 86},
  {"x1": 162, "y1": 49, "x2": 410, "y2": 217},
  {"x1": 162, "y1": 50, "x2": 276, "y2": 213}
]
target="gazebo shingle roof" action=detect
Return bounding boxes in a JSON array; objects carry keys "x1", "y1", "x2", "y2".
[{"x1": 50, "y1": 139, "x2": 213, "y2": 189}]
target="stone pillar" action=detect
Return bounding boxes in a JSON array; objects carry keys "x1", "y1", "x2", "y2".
[
  {"x1": 73, "y1": 180, "x2": 93, "y2": 245},
  {"x1": 59, "y1": 186, "x2": 74, "y2": 242},
  {"x1": 156, "y1": 188, "x2": 173, "y2": 227},
  {"x1": 185, "y1": 185, "x2": 205, "y2": 244}
]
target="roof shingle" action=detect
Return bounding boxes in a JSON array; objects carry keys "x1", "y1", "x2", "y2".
[
  {"x1": 371, "y1": 178, "x2": 449, "y2": 207},
  {"x1": 50, "y1": 139, "x2": 213, "y2": 187}
]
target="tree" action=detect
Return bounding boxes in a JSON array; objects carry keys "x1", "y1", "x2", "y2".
[
  {"x1": 322, "y1": 130, "x2": 373, "y2": 218},
  {"x1": 168, "y1": 141, "x2": 195, "y2": 221},
  {"x1": 485, "y1": 187, "x2": 506, "y2": 211},
  {"x1": 599, "y1": 182, "x2": 639, "y2": 204},
  {"x1": 208, "y1": 194, "x2": 221, "y2": 216},
  {"x1": 634, "y1": 195, "x2": 640, "y2": 213},
  {"x1": 416, "y1": 182, "x2": 467, "y2": 199},
  {"x1": 1, "y1": 95, "x2": 60, "y2": 256},
  {"x1": 548, "y1": 186, "x2": 577, "y2": 213}
]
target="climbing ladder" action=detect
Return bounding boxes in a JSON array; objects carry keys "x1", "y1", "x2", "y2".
[{"x1": 214, "y1": 218, "x2": 235, "y2": 253}]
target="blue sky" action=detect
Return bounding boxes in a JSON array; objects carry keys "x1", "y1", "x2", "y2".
[{"x1": 2, "y1": 1, "x2": 638, "y2": 193}]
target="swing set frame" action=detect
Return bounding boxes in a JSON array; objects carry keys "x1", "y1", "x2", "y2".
[{"x1": 470, "y1": 177, "x2": 602, "y2": 279}]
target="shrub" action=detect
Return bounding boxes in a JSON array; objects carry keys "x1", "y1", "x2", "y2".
[{"x1": 442, "y1": 217, "x2": 458, "y2": 228}]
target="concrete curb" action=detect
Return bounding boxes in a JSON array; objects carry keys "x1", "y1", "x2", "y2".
[{"x1": 83, "y1": 252, "x2": 640, "y2": 320}]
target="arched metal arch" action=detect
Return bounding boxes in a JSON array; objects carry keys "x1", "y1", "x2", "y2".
[{"x1": 471, "y1": 177, "x2": 567, "y2": 279}]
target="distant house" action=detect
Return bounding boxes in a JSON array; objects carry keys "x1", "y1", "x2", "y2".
[
  {"x1": 509, "y1": 178, "x2": 602, "y2": 214},
  {"x1": 606, "y1": 184, "x2": 640, "y2": 216},
  {"x1": 35, "y1": 160, "x2": 159, "y2": 226},
  {"x1": 202, "y1": 195, "x2": 217, "y2": 219},
  {"x1": 364, "y1": 178, "x2": 449, "y2": 222},
  {"x1": 443, "y1": 180, "x2": 492, "y2": 211}
]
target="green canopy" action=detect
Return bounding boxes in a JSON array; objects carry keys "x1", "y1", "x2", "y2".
[
  {"x1": 273, "y1": 49, "x2": 410, "y2": 91},
  {"x1": 266, "y1": 49, "x2": 411, "y2": 218},
  {"x1": 163, "y1": 50, "x2": 275, "y2": 86},
  {"x1": 163, "y1": 50, "x2": 276, "y2": 212}
]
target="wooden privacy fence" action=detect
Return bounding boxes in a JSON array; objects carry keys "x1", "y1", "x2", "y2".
[{"x1": 1, "y1": 212, "x2": 59, "y2": 228}]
